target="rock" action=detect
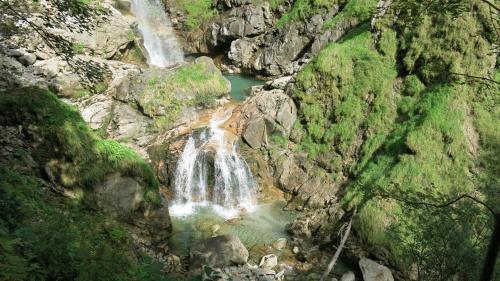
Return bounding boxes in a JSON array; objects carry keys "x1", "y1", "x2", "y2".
[
  {"x1": 266, "y1": 76, "x2": 293, "y2": 90},
  {"x1": 243, "y1": 117, "x2": 266, "y2": 148},
  {"x1": 202, "y1": 265, "x2": 281, "y2": 281},
  {"x1": 17, "y1": 52, "x2": 37, "y2": 66},
  {"x1": 79, "y1": 95, "x2": 114, "y2": 130},
  {"x1": 208, "y1": 2, "x2": 271, "y2": 47},
  {"x1": 69, "y1": 2, "x2": 135, "y2": 59},
  {"x1": 92, "y1": 173, "x2": 145, "y2": 219},
  {"x1": 190, "y1": 235, "x2": 249, "y2": 268},
  {"x1": 228, "y1": 38, "x2": 256, "y2": 68},
  {"x1": 108, "y1": 103, "x2": 151, "y2": 140},
  {"x1": 340, "y1": 271, "x2": 356, "y2": 281},
  {"x1": 359, "y1": 258, "x2": 394, "y2": 281},
  {"x1": 272, "y1": 238, "x2": 287, "y2": 250},
  {"x1": 231, "y1": 87, "x2": 296, "y2": 148},
  {"x1": 287, "y1": 217, "x2": 312, "y2": 238},
  {"x1": 259, "y1": 254, "x2": 278, "y2": 269},
  {"x1": 114, "y1": 0, "x2": 132, "y2": 11},
  {"x1": 292, "y1": 246, "x2": 300, "y2": 254}
]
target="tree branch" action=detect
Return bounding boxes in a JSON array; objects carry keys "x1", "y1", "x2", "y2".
[
  {"x1": 449, "y1": 72, "x2": 500, "y2": 85},
  {"x1": 320, "y1": 207, "x2": 357, "y2": 281}
]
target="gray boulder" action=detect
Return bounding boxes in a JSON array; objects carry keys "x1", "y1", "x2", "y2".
[
  {"x1": 190, "y1": 235, "x2": 249, "y2": 268},
  {"x1": 92, "y1": 173, "x2": 145, "y2": 218},
  {"x1": 238, "y1": 87, "x2": 297, "y2": 148},
  {"x1": 359, "y1": 258, "x2": 394, "y2": 281}
]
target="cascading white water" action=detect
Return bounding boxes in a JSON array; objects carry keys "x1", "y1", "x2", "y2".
[
  {"x1": 169, "y1": 110, "x2": 257, "y2": 219},
  {"x1": 130, "y1": 0, "x2": 183, "y2": 67}
]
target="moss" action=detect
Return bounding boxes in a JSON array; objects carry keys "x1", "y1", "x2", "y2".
[
  {"x1": 0, "y1": 88, "x2": 159, "y2": 192},
  {"x1": 176, "y1": 0, "x2": 217, "y2": 30},
  {"x1": 398, "y1": 5, "x2": 495, "y2": 84},
  {"x1": 277, "y1": 0, "x2": 339, "y2": 27},
  {"x1": 323, "y1": 0, "x2": 378, "y2": 30},
  {"x1": 0, "y1": 166, "x2": 168, "y2": 281},
  {"x1": 139, "y1": 59, "x2": 229, "y2": 130},
  {"x1": 293, "y1": 24, "x2": 398, "y2": 171}
]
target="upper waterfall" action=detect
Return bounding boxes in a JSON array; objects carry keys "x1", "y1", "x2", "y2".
[
  {"x1": 169, "y1": 109, "x2": 258, "y2": 219},
  {"x1": 130, "y1": 0, "x2": 184, "y2": 67}
]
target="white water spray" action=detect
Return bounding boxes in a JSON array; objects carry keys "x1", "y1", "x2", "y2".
[
  {"x1": 130, "y1": 0, "x2": 183, "y2": 67},
  {"x1": 170, "y1": 110, "x2": 257, "y2": 219}
]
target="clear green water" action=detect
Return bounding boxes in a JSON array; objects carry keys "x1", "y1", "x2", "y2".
[
  {"x1": 226, "y1": 74, "x2": 265, "y2": 101},
  {"x1": 169, "y1": 202, "x2": 298, "y2": 256}
]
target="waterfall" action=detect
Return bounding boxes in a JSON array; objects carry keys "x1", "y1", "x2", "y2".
[
  {"x1": 169, "y1": 110, "x2": 257, "y2": 219},
  {"x1": 130, "y1": 0, "x2": 184, "y2": 67}
]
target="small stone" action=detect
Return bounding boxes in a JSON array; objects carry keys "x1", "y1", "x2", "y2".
[
  {"x1": 18, "y1": 53, "x2": 37, "y2": 66},
  {"x1": 359, "y1": 258, "x2": 394, "y2": 281},
  {"x1": 292, "y1": 246, "x2": 300, "y2": 254},
  {"x1": 259, "y1": 254, "x2": 278, "y2": 269},
  {"x1": 340, "y1": 271, "x2": 355, "y2": 281},
  {"x1": 273, "y1": 238, "x2": 287, "y2": 250}
]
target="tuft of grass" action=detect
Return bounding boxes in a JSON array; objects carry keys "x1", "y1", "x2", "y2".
[{"x1": 72, "y1": 42, "x2": 86, "y2": 54}]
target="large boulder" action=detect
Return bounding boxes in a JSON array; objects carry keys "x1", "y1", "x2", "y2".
[
  {"x1": 92, "y1": 173, "x2": 146, "y2": 218},
  {"x1": 359, "y1": 258, "x2": 394, "y2": 281},
  {"x1": 69, "y1": 3, "x2": 135, "y2": 59},
  {"x1": 190, "y1": 235, "x2": 249, "y2": 268},
  {"x1": 230, "y1": 87, "x2": 297, "y2": 149}
]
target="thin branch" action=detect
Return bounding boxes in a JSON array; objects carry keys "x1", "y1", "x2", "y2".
[
  {"x1": 481, "y1": 0, "x2": 500, "y2": 13},
  {"x1": 320, "y1": 207, "x2": 357, "y2": 281},
  {"x1": 378, "y1": 191, "x2": 496, "y2": 217},
  {"x1": 450, "y1": 72, "x2": 500, "y2": 85}
]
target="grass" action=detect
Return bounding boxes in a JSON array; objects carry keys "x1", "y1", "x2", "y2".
[
  {"x1": 0, "y1": 87, "x2": 170, "y2": 281},
  {"x1": 0, "y1": 88, "x2": 159, "y2": 194},
  {"x1": 290, "y1": 2, "x2": 499, "y2": 277},
  {"x1": 139, "y1": 59, "x2": 229, "y2": 130},
  {"x1": 176, "y1": 0, "x2": 217, "y2": 30},
  {"x1": 322, "y1": 0, "x2": 377, "y2": 30},
  {"x1": 72, "y1": 42, "x2": 86, "y2": 54},
  {"x1": 293, "y1": 24, "x2": 397, "y2": 168},
  {"x1": 276, "y1": 0, "x2": 339, "y2": 27},
  {"x1": 0, "y1": 166, "x2": 168, "y2": 281}
]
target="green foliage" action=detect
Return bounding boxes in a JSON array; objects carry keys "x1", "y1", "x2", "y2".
[
  {"x1": 277, "y1": 0, "x2": 338, "y2": 27},
  {"x1": 323, "y1": 0, "x2": 378, "y2": 30},
  {"x1": 396, "y1": 1, "x2": 495, "y2": 84},
  {"x1": 72, "y1": 42, "x2": 86, "y2": 54},
  {"x1": 0, "y1": 166, "x2": 166, "y2": 281},
  {"x1": 176, "y1": 0, "x2": 217, "y2": 29},
  {"x1": 293, "y1": 24, "x2": 397, "y2": 171},
  {"x1": 0, "y1": 88, "x2": 159, "y2": 192},
  {"x1": 139, "y1": 60, "x2": 229, "y2": 130}
]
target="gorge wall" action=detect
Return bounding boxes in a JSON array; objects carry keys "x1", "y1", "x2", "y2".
[{"x1": 0, "y1": 0, "x2": 498, "y2": 280}]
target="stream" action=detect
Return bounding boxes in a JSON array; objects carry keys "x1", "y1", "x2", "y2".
[{"x1": 128, "y1": 0, "x2": 299, "y2": 265}]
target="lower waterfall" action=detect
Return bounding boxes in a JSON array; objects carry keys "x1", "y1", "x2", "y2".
[{"x1": 169, "y1": 110, "x2": 257, "y2": 219}]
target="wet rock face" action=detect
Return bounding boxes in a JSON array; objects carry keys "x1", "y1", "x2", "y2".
[{"x1": 190, "y1": 235, "x2": 249, "y2": 268}]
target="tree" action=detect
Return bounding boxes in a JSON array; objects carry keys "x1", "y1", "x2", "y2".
[{"x1": 0, "y1": 0, "x2": 111, "y2": 92}]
